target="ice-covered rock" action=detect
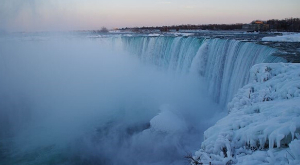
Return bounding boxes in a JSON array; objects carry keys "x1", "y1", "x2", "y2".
[
  {"x1": 193, "y1": 63, "x2": 300, "y2": 165},
  {"x1": 148, "y1": 33, "x2": 161, "y2": 37},
  {"x1": 262, "y1": 33, "x2": 300, "y2": 42}
]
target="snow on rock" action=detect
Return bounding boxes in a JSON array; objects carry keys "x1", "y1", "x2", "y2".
[
  {"x1": 148, "y1": 33, "x2": 161, "y2": 37},
  {"x1": 173, "y1": 32, "x2": 194, "y2": 36},
  {"x1": 150, "y1": 104, "x2": 188, "y2": 133},
  {"x1": 193, "y1": 63, "x2": 300, "y2": 165},
  {"x1": 262, "y1": 33, "x2": 300, "y2": 42},
  {"x1": 123, "y1": 34, "x2": 133, "y2": 37}
]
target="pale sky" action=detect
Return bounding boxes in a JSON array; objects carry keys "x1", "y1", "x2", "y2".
[{"x1": 1, "y1": 0, "x2": 300, "y2": 32}]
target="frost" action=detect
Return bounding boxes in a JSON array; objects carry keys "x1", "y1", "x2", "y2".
[{"x1": 194, "y1": 63, "x2": 300, "y2": 164}]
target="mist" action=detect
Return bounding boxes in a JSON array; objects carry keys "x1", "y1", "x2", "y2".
[{"x1": 0, "y1": 34, "x2": 222, "y2": 165}]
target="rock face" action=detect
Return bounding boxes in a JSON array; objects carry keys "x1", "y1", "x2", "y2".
[{"x1": 193, "y1": 63, "x2": 300, "y2": 165}]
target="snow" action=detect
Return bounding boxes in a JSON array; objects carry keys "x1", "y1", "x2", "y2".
[
  {"x1": 123, "y1": 34, "x2": 133, "y2": 37},
  {"x1": 172, "y1": 32, "x2": 194, "y2": 36},
  {"x1": 193, "y1": 63, "x2": 300, "y2": 165},
  {"x1": 262, "y1": 33, "x2": 300, "y2": 42},
  {"x1": 148, "y1": 33, "x2": 161, "y2": 37}
]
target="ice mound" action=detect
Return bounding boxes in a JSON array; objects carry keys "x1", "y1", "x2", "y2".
[
  {"x1": 150, "y1": 104, "x2": 188, "y2": 133},
  {"x1": 193, "y1": 63, "x2": 300, "y2": 165}
]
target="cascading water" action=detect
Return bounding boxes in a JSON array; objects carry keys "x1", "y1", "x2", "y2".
[
  {"x1": 0, "y1": 33, "x2": 287, "y2": 165},
  {"x1": 121, "y1": 36, "x2": 286, "y2": 107}
]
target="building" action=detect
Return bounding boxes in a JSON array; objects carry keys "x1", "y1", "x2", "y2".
[{"x1": 242, "y1": 21, "x2": 270, "y2": 31}]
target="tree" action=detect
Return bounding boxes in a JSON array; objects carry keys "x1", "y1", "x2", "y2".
[{"x1": 99, "y1": 27, "x2": 109, "y2": 33}]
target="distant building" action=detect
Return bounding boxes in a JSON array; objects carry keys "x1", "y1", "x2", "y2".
[
  {"x1": 254, "y1": 21, "x2": 264, "y2": 24},
  {"x1": 242, "y1": 20, "x2": 270, "y2": 31}
]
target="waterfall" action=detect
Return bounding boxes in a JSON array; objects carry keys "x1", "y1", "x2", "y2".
[{"x1": 121, "y1": 36, "x2": 286, "y2": 107}]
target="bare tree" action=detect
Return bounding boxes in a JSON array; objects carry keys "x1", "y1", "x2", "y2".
[{"x1": 99, "y1": 27, "x2": 109, "y2": 33}]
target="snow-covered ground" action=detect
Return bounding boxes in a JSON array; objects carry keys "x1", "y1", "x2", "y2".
[
  {"x1": 262, "y1": 33, "x2": 300, "y2": 42},
  {"x1": 193, "y1": 63, "x2": 300, "y2": 165}
]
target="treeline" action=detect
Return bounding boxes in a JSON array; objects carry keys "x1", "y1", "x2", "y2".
[
  {"x1": 120, "y1": 18, "x2": 300, "y2": 32},
  {"x1": 266, "y1": 18, "x2": 300, "y2": 31},
  {"x1": 121, "y1": 24, "x2": 243, "y2": 32}
]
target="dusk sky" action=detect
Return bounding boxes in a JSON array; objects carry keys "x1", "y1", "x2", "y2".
[{"x1": 1, "y1": 0, "x2": 300, "y2": 32}]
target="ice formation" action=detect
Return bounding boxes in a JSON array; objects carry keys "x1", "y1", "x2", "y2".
[
  {"x1": 262, "y1": 33, "x2": 300, "y2": 42},
  {"x1": 193, "y1": 63, "x2": 300, "y2": 165}
]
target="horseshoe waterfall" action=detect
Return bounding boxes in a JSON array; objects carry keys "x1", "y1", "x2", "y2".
[
  {"x1": 0, "y1": 34, "x2": 299, "y2": 165},
  {"x1": 121, "y1": 36, "x2": 284, "y2": 106}
]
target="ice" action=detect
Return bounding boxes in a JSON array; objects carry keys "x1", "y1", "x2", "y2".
[
  {"x1": 194, "y1": 63, "x2": 300, "y2": 164},
  {"x1": 290, "y1": 138, "x2": 300, "y2": 160},
  {"x1": 262, "y1": 33, "x2": 300, "y2": 42}
]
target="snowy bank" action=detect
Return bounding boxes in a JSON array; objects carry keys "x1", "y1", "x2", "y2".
[
  {"x1": 193, "y1": 63, "x2": 300, "y2": 165},
  {"x1": 262, "y1": 33, "x2": 300, "y2": 42}
]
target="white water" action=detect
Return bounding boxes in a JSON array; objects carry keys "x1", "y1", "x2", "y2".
[{"x1": 122, "y1": 36, "x2": 286, "y2": 106}]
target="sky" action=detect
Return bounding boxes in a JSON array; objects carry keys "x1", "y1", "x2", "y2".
[{"x1": 0, "y1": 0, "x2": 300, "y2": 32}]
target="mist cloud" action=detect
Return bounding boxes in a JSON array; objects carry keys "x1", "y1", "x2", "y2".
[
  {"x1": 0, "y1": 34, "x2": 222, "y2": 164},
  {"x1": 0, "y1": 0, "x2": 37, "y2": 31}
]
